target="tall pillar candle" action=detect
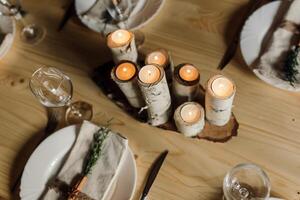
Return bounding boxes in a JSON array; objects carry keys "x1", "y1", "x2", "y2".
[
  {"x1": 145, "y1": 49, "x2": 173, "y2": 83},
  {"x1": 174, "y1": 102, "x2": 205, "y2": 137},
  {"x1": 173, "y1": 63, "x2": 200, "y2": 105},
  {"x1": 111, "y1": 61, "x2": 144, "y2": 108},
  {"x1": 107, "y1": 29, "x2": 138, "y2": 64},
  {"x1": 137, "y1": 64, "x2": 171, "y2": 126},
  {"x1": 205, "y1": 75, "x2": 236, "y2": 126}
]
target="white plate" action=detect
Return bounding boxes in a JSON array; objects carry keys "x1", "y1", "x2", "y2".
[
  {"x1": 240, "y1": 0, "x2": 281, "y2": 67},
  {"x1": 75, "y1": 0, "x2": 164, "y2": 33},
  {"x1": 20, "y1": 125, "x2": 137, "y2": 200}
]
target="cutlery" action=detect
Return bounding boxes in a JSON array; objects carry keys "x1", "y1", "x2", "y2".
[
  {"x1": 218, "y1": 0, "x2": 272, "y2": 70},
  {"x1": 140, "y1": 150, "x2": 168, "y2": 200},
  {"x1": 58, "y1": 0, "x2": 75, "y2": 31}
]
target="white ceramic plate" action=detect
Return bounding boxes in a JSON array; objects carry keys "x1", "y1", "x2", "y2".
[
  {"x1": 75, "y1": 0, "x2": 164, "y2": 33},
  {"x1": 240, "y1": 0, "x2": 281, "y2": 67},
  {"x1": 20, "y1": 125, "x2": 137, "y2": 200}
]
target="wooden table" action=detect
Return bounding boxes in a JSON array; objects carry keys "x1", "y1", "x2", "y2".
[{"x1": 0, "y1": 0, "x2": 300, "y2": 199}]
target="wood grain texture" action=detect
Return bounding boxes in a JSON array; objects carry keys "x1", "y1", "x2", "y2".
[{"x1": 0, "y1": 0, "x2": 300, "y2": 199}]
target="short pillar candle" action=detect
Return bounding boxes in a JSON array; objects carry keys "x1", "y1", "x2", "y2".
[
  {"x1": 173, "y1": 63, "x2": 200, "y2": 105},
  {"x1": 145, "y1": 49, "x2": 173, "y2": 83},
  {"x1": 174, "y1": 102, "x2": 205, "y2": 137},
  {"x1": 205, "y1": 75, "x2": 236, "y2": 126},
  {"x1": 107, "y1": 29, "x2": 138, "y2": 64}
]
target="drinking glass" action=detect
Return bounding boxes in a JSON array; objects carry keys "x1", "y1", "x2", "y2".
[
  {"x1": 0, "y1": 0, "x2": 45, "y2": 44},
  {"x1": 223, "y1": 163, "x2": 271, "y2": 200},
  {"x1": 29, "y1": 67, "x2": 93, "y2": 125},
  {"x1": 104, "y1": 0, "x2": 145, "y2": 46}
]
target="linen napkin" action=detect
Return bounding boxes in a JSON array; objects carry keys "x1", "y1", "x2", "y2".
[
  {"x1": 255, "y1": 0, "x2": 300, "y2": 91},
  {"x1": 80, "y1": 0, "x2": 146, "y2": 34},
  {"x1": 42, "y1": 121, "x2": 128, "y2": 200}
]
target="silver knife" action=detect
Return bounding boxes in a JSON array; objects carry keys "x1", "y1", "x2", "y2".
[{"x1": 140, "y1": 150, "x2": 169, "y2": 200}]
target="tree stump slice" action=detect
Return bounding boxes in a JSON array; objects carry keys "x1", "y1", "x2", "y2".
[{"x1": 92, "y1": 60, "x2": 239, "y2": 143}]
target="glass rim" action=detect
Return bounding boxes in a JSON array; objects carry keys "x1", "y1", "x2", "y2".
[{"x1": 223, "y1": 163, "x2": 271, "y2": 200}]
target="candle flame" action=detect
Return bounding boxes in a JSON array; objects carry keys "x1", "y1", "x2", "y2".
[
  {"x1": 117, "y1": 31, "x2": 123, "y2": 38},
  {"x1": 154, "y1": 55, "x2": 159, "y2": 60},
  {"x1": 186, "y1": 69, "x2": 191, "y2": 74},
  {"x1": 122, "y1": 67, "x2": 128, "y2": 72}
]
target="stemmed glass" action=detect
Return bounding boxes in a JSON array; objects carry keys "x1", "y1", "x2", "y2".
[
  {"x1": 223, "y1": 163, "x2": 271, "y2": 200},
  {"x1": 29, "y1": 67, "x2": 93, "y2": 125},
  {"x1": 104, "y1": 0, "x2": 145, "y2": 46},
  {"x1": 0, "y1": 0, "x2": 45, "y2": 44}
]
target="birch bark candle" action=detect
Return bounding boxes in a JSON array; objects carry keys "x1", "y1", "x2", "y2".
[
  {"x1": 205, "y1": 75, "x2": 236, "y2": 126},
  {"x1": 173, "y1": 63, "x2": 200, "y2": 105},
  {"x1": 107, "y1": 29, "x2": 138, "y2": 64},
  {"x1": 111, "y1": 61, "x2": 144, "y2": 108},
  {"x1": 174, "y1": 102, "x2": 205, "y2": 137},
  {"x1": 138, "y1": 64, "x2": 171, "y2": 126},
  {"x1": 145, "y1": 49, "x2": 173, "y2": 83}
]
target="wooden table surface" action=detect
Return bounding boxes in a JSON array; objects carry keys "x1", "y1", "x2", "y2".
[{"x1": 0, "y1": 0, "x2": 300, "y2": 199}]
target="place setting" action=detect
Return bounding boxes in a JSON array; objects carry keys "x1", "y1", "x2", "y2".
[
  {"x1": 0, "y1": 0, "x2": 297, "y2": 199},
  {"x1": 239, "y1": 0, "x2": 300, "y2": 91}
]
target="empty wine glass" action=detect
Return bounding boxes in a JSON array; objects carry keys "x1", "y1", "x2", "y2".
[
  {"x1": 29, "y1": 67, "x2": 93, "y2": 125},
  {"x1": 0, "y1": 0, "x2": 45, "y2": 44},
  {"x1": 223, "y1": 163, "x2": 271, "y2": 200}
]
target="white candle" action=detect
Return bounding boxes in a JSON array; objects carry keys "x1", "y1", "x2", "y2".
[
  {"x1": 174, "y1": 102, "x2": 205, "y2": 137},
  {"x1": 115, "y1": 62, "x2": 136, "y2": 81},
  {"x1": 179, "y1": 64, "x2": 199, "y2": 82},
  {"x1": 138, "y1": 65, "x2": 161, "y2": 84},
  {"x1": 138, "y1": 65, "x2": 171, "y2": 126},
  {"x1": 211, "y1": 77, "x2": 234, "y2": 98},
  {"x1": 111, "y1": 29, "x2": 131, "y2": 46},
  {"x1": 205, "y1": 75, "x2": 236, "y2": 126},
  {"x1": 180, "y1": 104, "x2": 201, "y2": 123},
  {"x1": 146, "y1": 50, "x2": 168, "y2": 68},
  {"x1": 172, "y1": 63, "x2": 200, "y2": 105},
  {"x1": 107, "y1": 29, "x2": 138, "y2": 64},
  {"x1": 111, "y1": 61, "x2": 144, "y2": 108}
]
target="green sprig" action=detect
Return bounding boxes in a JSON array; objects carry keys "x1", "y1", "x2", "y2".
[
  {"x1": 284, "y1": 46, "x2": 300, "y2": 87},
  {"x1": 83, "y1": 127, "x2": 109, "y2": 176}
]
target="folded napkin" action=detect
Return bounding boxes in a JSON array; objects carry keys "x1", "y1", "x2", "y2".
[
  {"x1": 80, "y1": 0, "x2": 146, "y2": 34},
  {"x1": 43, "y1": 121, "x2": 128, "y2": 200},
  {"x1": 255, "y1": 0, "x2": 300, "y2": 91}
]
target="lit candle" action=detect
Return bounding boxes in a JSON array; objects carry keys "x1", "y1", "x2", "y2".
[
  {"x1": 146, "y1": 49, "x2": 173, "y2": 84},
  {"x1": 211, "y1": 77, "x2": 234, "y2": 98},
  {"x1": 107, "y1": 29, "x2": 138, "y2": 64},
  {"x1": 180, "y1": 104, "x2": 201, "y2": 123},
  {"x1": 179, "y1": 64, "x2": 199, "y2": 82},
  {"x1": 174, "y1": 102, "x2": 205, "y2": 137},
  {"x1": 138, "y1": 64, "x2": 161, "y2": 84},
  {"x1": 111, "y1": 61, "x2": 144, "y2": 108},
  {"x1": 205, "y1": 75, "x2": 236, "y2": 126},
  {"x1": 138, "y1": 64, "x2": 171, "y2": 126},
  {"x1": 146, "y1": 50, "x2": 168, "y2": 68},
  {"x1": 115, "y1": 62, "x2": 136, "y2": 81},
  {"x1": 110, "y1": 29, "x2": 131, "y2": 46},
  {"x1": 173, "y1": 63, "x2": 200, "y2": 105}
]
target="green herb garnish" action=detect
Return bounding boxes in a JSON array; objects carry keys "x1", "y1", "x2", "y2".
[{"x1": 83, "y1": 127, "x2": 109, "y2": 176}]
